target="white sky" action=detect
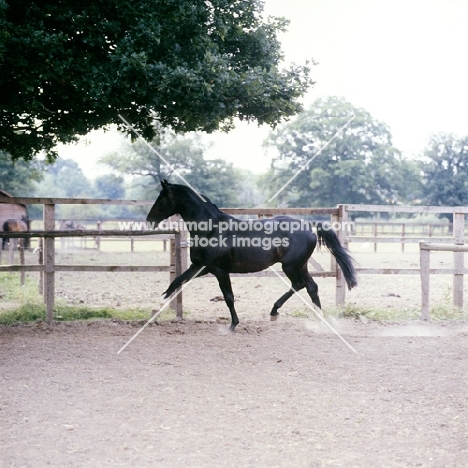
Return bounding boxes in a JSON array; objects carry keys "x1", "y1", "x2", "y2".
[{"x1": 59, "y1": 0, "x2": 468, "y2": 177}]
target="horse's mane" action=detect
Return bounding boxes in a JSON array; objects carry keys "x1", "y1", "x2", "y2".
[{"x1": 169, "y1": 183, "x2": 222, "y2": 213}]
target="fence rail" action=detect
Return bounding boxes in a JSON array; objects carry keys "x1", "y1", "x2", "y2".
[
  {"x1": 0, "y1": 228, "x2": 180, "y2": 321},
  {"x1": 419, "y1": 242, "x2": 468, "y2": 319},
  {"x1": 1, "y1": 197, "x2": 468, "y2": 320}
]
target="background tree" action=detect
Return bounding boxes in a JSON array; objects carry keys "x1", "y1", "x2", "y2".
[
  {"x1": 420, "y1": 133, "x2": 468, "y2": 219},
  {"x1": 0, "y1": 151, "x2": 43, "y2": 195},
  {"x1": 93, "y1": 174, "x2": 125, "y2": 200},
  {"x1": 35, "y1": 158, "x2": 92, "y2": 198},
  {"x1": 32, "y1": 158, "x2": 98, "y2": 219},
  {"x1": 101, "y1": 131, "x2": 244, "y2": 207},
  {"x1": 0, "y1": 0, "x2": 312, "y2": 162},
  {"x1": 261, "y1": 96, "x2": 420, "y2": 208}
]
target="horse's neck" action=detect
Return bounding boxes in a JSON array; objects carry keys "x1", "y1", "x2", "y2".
[
  {"x1": 176, "y1": 195, "x2": 224, "y2": 234},
  {"x1": 180, "y1": 202, "x2": 221, "y2": 223}
]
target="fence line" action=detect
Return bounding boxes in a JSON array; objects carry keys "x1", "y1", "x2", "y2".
[
  {"x1": 45, "y1": 218, "x2": 459, "y2": 254},
  {"x1": 420, "y1": 242, "x2": 468, "y2": 319},
  {"x1": 0, "y1": 228, "x2": 180, "y2": 321},
  {"x1": 1, "y1": 197, "x2": 467, "y2": 320},
  {"x1": 346, "y1": 205, "x2": 466, "y2": 318}
]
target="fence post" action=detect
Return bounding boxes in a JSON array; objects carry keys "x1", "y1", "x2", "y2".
[
  {"x1": 334, "y1": 205, "x2": 348, "y2": 306},
  {"x1": 19, "y1": 242, "x2": 25, "y2": 286},
  {"x1": 420, "y1": 242, "x2": 430, "y2": 320},
  {"x1": 38, "y1": 237, "x2": 44, "y2": 295},
  {"x1": 373, "y1": 223, "x2": 378, "y2": 252},
  {"x1": 8, "y1": 237, "x2": 15, "y2": 264},
  {"x1": 401, "y1": 223, "x2": 405, "y2": 253},
  {"x1": 180, "y1": 221, "x2": 188, "y2": 274},
  {"x1": 453, "y1": 212, "x2": 464, "y2": 309},
  {"x1": 44, "y1": 204, "x2": 55, "y2": 321},
  {"x1": 96, "y1": 220, "x2": 101, "y2": 250},
  {"x1": 169, "y1": 229, "x2": 183, "y2": 317}
]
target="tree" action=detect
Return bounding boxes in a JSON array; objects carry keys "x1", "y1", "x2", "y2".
[
  {"x1": 261, "y1": 96, "x2": 420, "y2": 207},
  {"x1": 0, "y1": 0, "x2": 312, "y2": 162},
  {"x1": 0, "y1": 151, "x2": 44, "y2": 195},
  {"x1": 94, "y1": 174, "x2": 125, "y2": 200},
  {"x1": 101, "y1": 131, "x2": 242, "y2": 207},
  {"x1": 34, "y1": 158, "x2": 92, "y2": 198},
  {"x1": 421, "y1": 133, "x2": 468, "y2": 213}
]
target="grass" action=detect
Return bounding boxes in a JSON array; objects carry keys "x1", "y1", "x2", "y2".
[
  {"x1": 0, "y1": 272, "x2": 178, "y2": 325},
  {"x1": 0, "y1": 272, "x2": 41, "y2": 303},
  {"x1": 0, "y1": 301, "x2": 179, "y2": 325},
  {"x1": 328, "y1": 303, "x2": 468, "y2": 321},
  {"x1": 0, "y1": 302, "x2": 114, "y2": 324},
  {"x1": 287, "y1": 301, "x2": 468, "y2": 322}
]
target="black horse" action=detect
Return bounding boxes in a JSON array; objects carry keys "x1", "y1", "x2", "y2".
[
  {"x1": 2, "y1": 215, "x2": 30, "y2": 250},
  {"x1": 147, "y1": 180, "x2": 358, "y2": 331}
]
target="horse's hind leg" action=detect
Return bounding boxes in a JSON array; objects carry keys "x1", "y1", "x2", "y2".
[
  {"x1": 270, "y1": 289, "x2": 295, "y2": 319},
  {"x1": 301, "y1": 265, "x2": 322, "y2": 310},
  {"x1": 212, "y1": 269, "x2": 239, "y2": 332},
  {"x1": 270, "y1": 265, "x2": 306, "y2": 319},
  {"x1": 270, "y1": 264, "x2": 323, "y2": 319}
]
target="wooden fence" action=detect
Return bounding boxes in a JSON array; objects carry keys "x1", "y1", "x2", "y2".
[
  {"x1": 353, "y1": 221, "x2": 456, "y2": 252},
  {"x1": 347, "y1": 205, "x2": 468, "y2": 317},
  {"x1": 420, "y1": 242, "x2": 468, "y2": 319},
  {"x1": 0, "y1": 198, "x2": 344, "y2": 321},
  {"x1": 1, "y1": 198, "x2": 467, "y2": 320},
  {"x1": 0, "y1": 197, "x2": 186, "y2": 321}
]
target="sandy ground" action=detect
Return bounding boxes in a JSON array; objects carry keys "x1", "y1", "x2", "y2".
[
  {"x1": 1, "y1": 318, "x2": 468, "y2": 468},
  {"x1": 1, "y1": 242, "x2": 468, "y2": 467}
]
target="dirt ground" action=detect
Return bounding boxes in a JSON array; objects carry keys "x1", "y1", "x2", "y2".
[
  {"x1": 1, "y1": 243, "x2": 468, "y2": 467},
  {"x1": 1, "y1": 317, "x2": 468, "y2": 468}
]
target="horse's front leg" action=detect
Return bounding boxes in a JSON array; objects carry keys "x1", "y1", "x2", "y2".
[
  {"x1": 163, "y1": 264, "x2": 207, "y2": 299},
  {"x1": 212, "y1": 269, "x2": 239, "y2": 332}
]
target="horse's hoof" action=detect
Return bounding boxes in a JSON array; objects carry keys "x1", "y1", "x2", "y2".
[{"x1": 270, "y1": 314, "x2": 279, "y2": 321}]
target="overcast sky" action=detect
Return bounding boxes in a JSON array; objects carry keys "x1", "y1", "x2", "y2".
[{"x1": 60, "y1": 0, "x2": 468, "y2": 176}]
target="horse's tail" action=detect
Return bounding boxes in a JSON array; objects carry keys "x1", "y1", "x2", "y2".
[{"x1": 316, "y1": 223, "x2": 358, "y2": 290}]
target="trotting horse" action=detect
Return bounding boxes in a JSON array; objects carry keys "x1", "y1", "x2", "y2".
[
  {"x1": 147, "y1": 180, "x2": 358, "y2": 332},
  {"x1": 2, "y1": 215, "x2": 30, "y2": 250}
]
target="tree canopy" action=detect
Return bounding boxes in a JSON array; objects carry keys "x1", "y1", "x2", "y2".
[
  {"x1": 34, "y1": 158, "x2": 92, "y2": 198},
  {"x1": 0, "y1": 151, "x2": 43, "y2": 195},
  {"x1": 0, "y1": 0, "x2": 312, "y2": 162},
  {"x1": 100, "y1": 130, "x2": 243, "y2": 207},
  {"x1": 421, "y1": 133, "x2": 468, "y2": 208},
  {"x1": 261, "y1": 96, "x2": 420, "y2": 207}
]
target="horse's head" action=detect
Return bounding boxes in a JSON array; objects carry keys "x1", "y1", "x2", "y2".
[{"x1": 146, "y1": 179, "x2": 178, "y2": 224}]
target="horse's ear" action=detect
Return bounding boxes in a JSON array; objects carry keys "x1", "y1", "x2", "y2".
[{"x1": 161, "y1": 179, "x2": 170, "y2": 190}]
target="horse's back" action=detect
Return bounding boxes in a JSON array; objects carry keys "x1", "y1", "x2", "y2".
[{"x1": 3, "y1": 219, "x2": 28, "y2": 232}]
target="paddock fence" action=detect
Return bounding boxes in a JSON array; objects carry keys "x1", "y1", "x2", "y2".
[
  {"x1": 346, "y1": 205, "x2": 468, "y2": 316},
  {"x1": 1, "y1": 198, "x2": 467, "y2": 320},
  {"x1": 0, "y1": 197, "x2": 184, "y2": 321}
]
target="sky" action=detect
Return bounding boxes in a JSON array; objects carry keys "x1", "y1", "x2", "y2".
[{"x1": 59, "y1": 0, "x2": 468, "y2": 177}]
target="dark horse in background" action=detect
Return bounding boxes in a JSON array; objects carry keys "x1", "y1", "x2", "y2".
[
  {"x1": 2, "y1": 215, "x2": 30, "y2": 250},
  {"x1": 147, "y1": 180, "x2": 358, "y2": 332}
]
